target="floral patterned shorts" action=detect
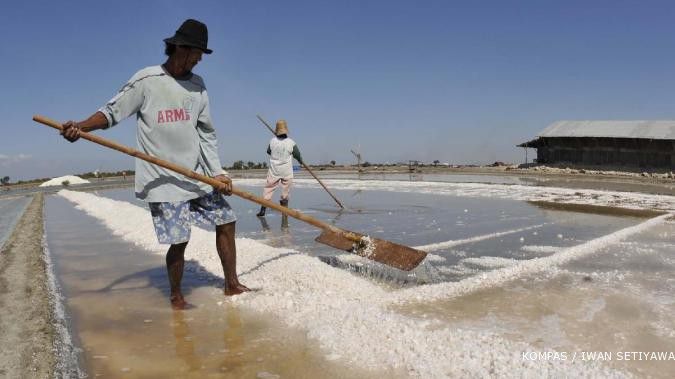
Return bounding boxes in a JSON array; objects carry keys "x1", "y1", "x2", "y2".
[{"x1": 149, "y1": 191, "x2": 237, "y2": 244}]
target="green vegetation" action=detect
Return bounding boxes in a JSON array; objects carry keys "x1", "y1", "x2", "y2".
[
  {"x1": 78, "y1": 170, "x2": 134, "y2": 179},
  {"x1": 229, "y1": 161, "x2": 267, "y2": 170}
]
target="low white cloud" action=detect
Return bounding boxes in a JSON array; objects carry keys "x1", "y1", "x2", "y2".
[{"x1": 0, "y1": 153, "x2": 32, "y2": 167}]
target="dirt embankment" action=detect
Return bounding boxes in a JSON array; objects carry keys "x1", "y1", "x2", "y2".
[{"x1": 0, "y1": 193, "x2": 56, "y2": 378}]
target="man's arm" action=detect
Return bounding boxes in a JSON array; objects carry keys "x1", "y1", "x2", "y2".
[
  {"x1": 194, "y1": 90, "x2": 232, "y2": 195},
  {"x1": 61, "y1": 71, "x2": 144, "y2": 142},
  {"x1": 292, "y1": 144, "x2": 303, "y2": 164},
  {"x1": 196, "y1": 92, "x2": 225, "y2": 177},
  {"x1": 61, "y1": 112, "x2": 109, "y2": 142}
]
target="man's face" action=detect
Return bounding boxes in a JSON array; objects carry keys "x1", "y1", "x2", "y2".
[{"x1": 177, "y1": 46, "x2": 203, "y2": 72}]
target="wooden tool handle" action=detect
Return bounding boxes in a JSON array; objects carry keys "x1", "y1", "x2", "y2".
[
  {"x1": 32, "y1": 114, "x2": 357, "y2": 240},
  {"x1": 299, "y1": 162, "x2": 345, "y2": 208}
]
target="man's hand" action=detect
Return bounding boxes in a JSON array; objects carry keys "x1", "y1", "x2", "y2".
[
  {"x1": 61, "y1": 121, "x2": 82, "y2": 142},
  {"x1": 214, "y1": 174, "x2": 232, "y2": 195}
]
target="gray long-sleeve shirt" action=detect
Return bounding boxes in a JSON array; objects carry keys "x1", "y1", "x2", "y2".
[{"x1": 98, "y1": 65, "x2": 226, "y2": 202}]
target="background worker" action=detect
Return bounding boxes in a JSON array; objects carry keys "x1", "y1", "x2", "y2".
[{"x1": 256, "y1": 120, "x2": 303, "y2": 217}]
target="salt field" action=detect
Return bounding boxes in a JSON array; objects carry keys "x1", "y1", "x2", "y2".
[
  {"x1": 38, "y1": 176, "x2": 675, "y2": 378},
  {"x1": 4, "y1": 3, "x2": 675, "y2": 377}
]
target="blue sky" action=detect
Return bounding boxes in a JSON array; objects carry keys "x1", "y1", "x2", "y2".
[{"x1": 2, "y1": 0, "x2": 675, "y2": 180}]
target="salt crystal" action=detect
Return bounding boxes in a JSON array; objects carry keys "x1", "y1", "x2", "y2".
[{"x1": 257, "y1": 372, "x2": 280, "y2": 379}]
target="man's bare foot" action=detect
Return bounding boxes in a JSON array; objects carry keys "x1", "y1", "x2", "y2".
[
  {"x1": 170, "y1": 294, "x2": 192, "y2": 310},
  {"x1": 223, "y1": 283, "x2": 251, "y2": 296}
]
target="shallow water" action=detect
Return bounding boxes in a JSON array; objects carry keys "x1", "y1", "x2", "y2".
[
  {"x1": 0, "y1": 196, "x2": 31, "y2": 250},
  {"x1": 395, "y1": 221, "x2": 675, "y2": 378},
  {"x1": 46, "y1": 176, "x2": 675, "y2": 377},
  {"x1": 45, "y1": 195, "x2": 400, "y2": 378}
]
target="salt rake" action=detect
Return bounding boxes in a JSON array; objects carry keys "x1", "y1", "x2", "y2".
[{"x1": 33, "y1": 115, "x2": 427, "y2": 271}]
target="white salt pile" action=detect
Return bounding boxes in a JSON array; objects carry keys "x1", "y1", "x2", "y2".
[
  {"x1": 414, "y1": 224, "x2": 546, "y2": 252},
  {"x1": 39, "y1": 175, "x2": 90, "y2": 187},
  {"x1": 521, "y1": 245, "x2": 562, "y2": 254},
  {"x1": 57, "y1": 190, "x2": 628, "y2": 378},
  {"x1": 459, "y1": 256, "x2": 518, "y2": 269},
  {"x1": 393, "y1": 214, "x2": 670, "y2": 304}
]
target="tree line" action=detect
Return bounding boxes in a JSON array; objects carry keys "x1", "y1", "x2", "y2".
[{"x1": 230, "y1": 161, "x2": 268, "y2": 170}]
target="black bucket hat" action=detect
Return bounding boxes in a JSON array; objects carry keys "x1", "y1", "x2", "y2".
[{"x1": 164, "y1": 19, "x2": 213, "y2": 54}]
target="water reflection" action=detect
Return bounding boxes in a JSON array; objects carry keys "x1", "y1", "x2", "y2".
[
  {"x1": 256, "y1": 214, "x2": 291, "y2": 234},
  {"x1": 256, "y1": 213, "x2": 294, "y2": 243},
  {"x1": 281, "y1": 213, "x2": 289, "y2": 231},
  {"x1": 408, "y1": 173, "x2": 424, "y2": 181},
  {"x1": 172, "y1": 310, "x2": 201, "y2": 372},
  {"x1": 257, "y1": 216, "x2": 270, "y2": 231},
  {"x1": 218, "y1": 308, "x2": 245, "y2": 374},
  {"x1": 170, "y1": 307, "x2": 248, "y2": 375}
]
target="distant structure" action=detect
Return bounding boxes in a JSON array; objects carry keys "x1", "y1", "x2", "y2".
[
  {"x1": 350, "y1": 149, "x2": 363, "y2": 172},
  {"x1": 408, "y1": 160, "x2": 420, "y2": 173},
  {"x1": 518, "y1": 120, "x2": 675, "y2": 169}
]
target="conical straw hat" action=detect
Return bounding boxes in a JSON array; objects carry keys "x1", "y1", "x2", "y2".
[{"x1": 275, "y1": 120, "x2": 288, "y2": 135}]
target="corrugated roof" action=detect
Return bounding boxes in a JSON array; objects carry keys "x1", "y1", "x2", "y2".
[{"x1": 538, "y1": 120, "x2": 675, "y2": 140}]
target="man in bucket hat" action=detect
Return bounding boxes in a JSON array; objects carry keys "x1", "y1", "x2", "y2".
[
  {"x1": 255, "y1": 120, "x2": 304, "y2": 219},
  {"x1": 60, "y1": 19, "x2": 250, "y2": 309}
]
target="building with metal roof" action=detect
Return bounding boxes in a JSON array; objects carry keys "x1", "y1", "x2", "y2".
[{"x1": 518, "y1": 121, "x2": 675, "y2": 169}]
